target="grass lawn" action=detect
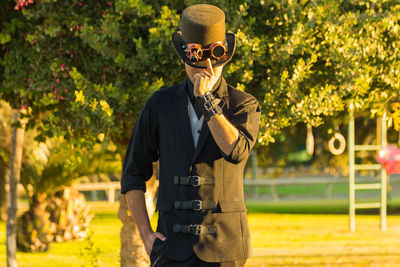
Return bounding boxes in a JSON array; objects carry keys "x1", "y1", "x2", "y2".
[
  {"x1": 246, "y1": 198, "x2": 400, "y2": 214},
  {"x1": 247, "y1": 213, "x2": 400, "y2": 266},
  {"x1": 244, "y1": 180, "x2": 400, "y2": 200},
  {"x1": 244, "y1": 182, "x2": 350, "y2": 198},
  {"x1": 1, "y1": 201, "x2": 400, "y2": 266},
  {"x1": 0, "y1": 202, "x2": 123, "y2": 267}
]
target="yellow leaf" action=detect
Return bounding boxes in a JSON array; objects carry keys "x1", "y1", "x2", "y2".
[
  {"x1": 74, "y1": 90, "x2": 85, "y2": 103},
  {"x1": 98, "y1": 133, "x2": 105, "y2": 141},
  {"x1": 91, "y1": 99, "x2": 98, "y2": 111},
  {"x1": 100, "y1": 100, "x2": 113, "y2": 116}
]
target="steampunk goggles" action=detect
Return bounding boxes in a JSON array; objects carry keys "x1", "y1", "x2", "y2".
[{"x1": 184, "y1": 41, "x2": 228, "y2": 63}]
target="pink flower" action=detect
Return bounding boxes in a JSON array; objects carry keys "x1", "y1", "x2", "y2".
[
  {"x1": 56, "y1": 78, "x2": 60, "y2": 84},
  {"x1": 60, "y1": 96, "x2": 64, "y2": 100},
  {"x1": 65, "y1": 89, "x2": 68, "y2": 93}
]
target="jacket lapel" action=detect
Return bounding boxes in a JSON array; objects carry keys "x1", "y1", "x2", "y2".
[
  {"x1": 191, "y1": 121, "x2": 210, "y2": 165},
  {"x1": 191, "y1": 77, "x2": 229, "y2": 164},
  {"x1": 174, "y1": 80, "x2": 196, "y2": 159}
]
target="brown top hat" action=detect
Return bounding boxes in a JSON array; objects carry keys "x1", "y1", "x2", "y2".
[{"x1": 172, "y1": 4, "x2": 236, "y2": 68}]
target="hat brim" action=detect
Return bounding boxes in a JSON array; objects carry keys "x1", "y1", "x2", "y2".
[{"x1": 172, "y1": 32, "x2": 236, "y2": 68}]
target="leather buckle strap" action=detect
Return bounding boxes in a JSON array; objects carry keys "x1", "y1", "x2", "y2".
[
  {"x1": 191, "y1": 176, "x2": 201, "y2": 186},
  {"x1": 174, "y1": 200, "x2": 217, "y2": 211},
  {"x1": 173, "y1": 224, "x2": 217, "y2": 235},
  {"x1": 173, "y1": 176, "x2": 214, "y2": 187}
]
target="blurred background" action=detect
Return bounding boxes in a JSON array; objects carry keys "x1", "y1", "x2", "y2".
[{"x1": 1, "y1": 0, "x2": 400, "y2": 266}]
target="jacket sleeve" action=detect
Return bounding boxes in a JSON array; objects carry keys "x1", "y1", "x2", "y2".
[
  {"x1": 224, "y1": 96, "x2": 261, "y2": 164},
  {"x1": 121, "y1": 94, "x2": 159, "y2": 194}
]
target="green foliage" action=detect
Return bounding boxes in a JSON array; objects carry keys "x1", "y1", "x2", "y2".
[
  {"x1": 20, "y1": 135, "x2": 122, "y2": 197},
  {"x1": 80, "y1": 230, "x2": 100, "y2": 267},
  {"x1": 1, "y1": 0, "x2": 400, "y2": 156},
  {"x1": 1, "y1": 0, "x2": 184, "y2": 151}
]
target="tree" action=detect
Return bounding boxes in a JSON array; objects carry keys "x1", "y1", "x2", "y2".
[
  {"x1": 2, "y1": 0, "x2": 400, "y2": 264},
  {"x1": 16, "y1": 135, "x2": 121, "y2": 252},
  {"x1": 1, "y1": 0, "x2": 180, "y2": 263},
  {"x1": 6, "y1": 111, "x2": 25, "y2": 267},
  {"x1": 0, "y1": 101, "x2": 13, "y2": 221}
]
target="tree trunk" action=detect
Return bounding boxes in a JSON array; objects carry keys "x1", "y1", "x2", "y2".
[
  {"x1": 17, "y1": 193, "x2": 52, "y2": 252},
  {"x1": 119, "y1": 163, "x2": 159, "y2": 267},
  {"x1": 7, "y1": 111, "x2": 25, "y2": 267},
  {"x1": 0, "y1": 166, "x2": 6, "y2": 221}
]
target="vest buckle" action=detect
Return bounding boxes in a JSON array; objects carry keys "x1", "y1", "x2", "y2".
[
  {"x1": 190, "y1": 176, "x2": 201, "y2": 186},
  {"x1": 192, "y1": 200, "x2": 202, "y2": 211},
  {"x1": 191, "y1": 224, "x2": 202, "y2": 235}
]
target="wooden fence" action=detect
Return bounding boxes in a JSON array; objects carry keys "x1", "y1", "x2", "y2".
[{"x1": 7, "y1": 176, "x2": 398, "y2": 204}]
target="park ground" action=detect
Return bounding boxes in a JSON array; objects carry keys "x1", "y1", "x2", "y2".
[{"x1": 1, "y1": 201, "x2": 400, "y2": 267}]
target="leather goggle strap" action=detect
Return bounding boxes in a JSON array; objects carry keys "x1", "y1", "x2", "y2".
[{"x1": 173, "y1": 224, "x2": 217, "y2": 235}]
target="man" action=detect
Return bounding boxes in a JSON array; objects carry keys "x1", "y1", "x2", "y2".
[{"x1": 121, "y1": 4, "x2": 261, "y2": 266}]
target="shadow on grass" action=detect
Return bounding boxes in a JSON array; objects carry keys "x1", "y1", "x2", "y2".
[{"x1": 93, "y1": 212, "x2": 118, "y2": 219}]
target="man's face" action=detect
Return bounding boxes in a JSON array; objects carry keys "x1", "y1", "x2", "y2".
[{"x1": 184, "y1": 62, "x2": 223, "y2": 84}]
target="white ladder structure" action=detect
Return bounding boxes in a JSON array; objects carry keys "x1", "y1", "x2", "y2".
[{"x1": 348, "y1": 110, "x2": 387, "y2": 232}]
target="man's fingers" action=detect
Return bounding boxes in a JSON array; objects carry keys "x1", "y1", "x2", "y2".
[
  {"x1": 155, "y1": 232, "x2": 166, "y2": 241},
  {"x1": 201, "y1": 71, "x2": 212, "y2": 78},
  {"x1": 206, "y1": 58, "x2": 215, "y2": 76},
  {"x1": 194, "y1": 73, "x2": 202, "y2": 83}
]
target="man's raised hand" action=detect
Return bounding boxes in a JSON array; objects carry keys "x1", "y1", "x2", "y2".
[{"x1": 193, "y1": 58, "x2": 218, "y2": 97}]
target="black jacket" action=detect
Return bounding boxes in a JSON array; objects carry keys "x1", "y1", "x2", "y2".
[{"x1": 121, "y1": 77, "x2": 261, "y2": 262}]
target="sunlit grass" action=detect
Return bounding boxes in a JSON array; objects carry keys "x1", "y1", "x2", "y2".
[
  {"x1": 1, "y1": 201, "x2": 400, "y2": 266},
  {"x1": 247, "y1": 213, "x2": 400, "y2": 266},
  {"x1": 0, "y1": 202, "x2": 122, "y2": 267}
]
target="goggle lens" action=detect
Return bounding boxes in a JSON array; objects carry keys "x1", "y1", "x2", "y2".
[
  {"x1": 185, "y1": 41, "x2": 227, "y2": 63},
  {"x1": 211, "y1": 45, "x2": 225, "y2": 58}
]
